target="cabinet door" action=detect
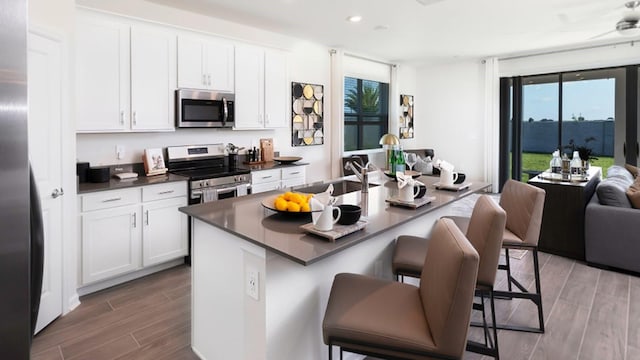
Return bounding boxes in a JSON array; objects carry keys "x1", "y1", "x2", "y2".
[
  {"x1": 76, "y1": 16, "x2": 130, "y2": 132},
  {"x1": 177, "y1": 36, "x2": 206, "y2": 89},
  {"x1": 82, "y1": 205, "x2": 141, "y2": 284},
  {"x1": 264, "y1": 50, "x2": 288, "y2": 128},
  {"x1": 131, "y1": 26, "x2": 176, "y2": 131},
  {"x1": 142, "y1": 197, "x2": 188, "y2": 266},
  {"x1": 234, "y1": 45, "x2": 264, "y2": 129},
  {"x1": 204, "y1": 40, "x2": 234, "y2": 92}
]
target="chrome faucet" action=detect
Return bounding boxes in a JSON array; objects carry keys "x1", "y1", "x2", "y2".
[{"x1": 344, "y1": 157, "x2": 379, "y2": 184}]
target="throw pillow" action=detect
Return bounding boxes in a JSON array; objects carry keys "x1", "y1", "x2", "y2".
[
  {"x1": 627, "y1": 176, "x2": 640, "y2": 209},
  {"x1": 625, "y1": 163, "x2": 639, "y2": 178},
  {"x1": 608, "y1": 165, "x2": 635, "y2": 184},
  {"x1": 597, "y1": 177, "x2": 633, "y2": 208}
]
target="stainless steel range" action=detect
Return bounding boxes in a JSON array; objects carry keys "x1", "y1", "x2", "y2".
[{"x1": 167, "y1": 144, "x2": 251, "y2": 204}]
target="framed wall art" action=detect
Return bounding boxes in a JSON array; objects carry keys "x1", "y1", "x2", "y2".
[
  {"x1": 399, "y1": 94, "x2": 414, "y2": 139},
  {"x1": 292, "y1": 82, "x2": 324, "y2": 146}
]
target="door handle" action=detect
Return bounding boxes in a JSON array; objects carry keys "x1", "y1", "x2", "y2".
[{"x1": 51, "y1": 188, "x2": 64, "y2": 199}]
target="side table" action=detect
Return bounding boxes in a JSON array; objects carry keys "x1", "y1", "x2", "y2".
[{"x1": 527, "y1": 167, "x2": 602, "y2": 261}]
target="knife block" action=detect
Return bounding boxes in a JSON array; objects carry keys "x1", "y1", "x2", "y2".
[{"x1": 260, "y1": 138, "x2": 274, "y2": 162}]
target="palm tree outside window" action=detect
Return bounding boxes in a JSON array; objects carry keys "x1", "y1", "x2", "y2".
[{"x1": 344, "y1": 77, "x2": 389, "y2": 151}]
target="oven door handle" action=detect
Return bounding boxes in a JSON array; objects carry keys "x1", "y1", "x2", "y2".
[{"x1": 216, "y1": 186, "x2": 237, "y2": 196}]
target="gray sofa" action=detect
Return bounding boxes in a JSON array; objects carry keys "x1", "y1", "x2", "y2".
[{"x1": 585, "y1": 165, "x2": 640, "y2": 273}]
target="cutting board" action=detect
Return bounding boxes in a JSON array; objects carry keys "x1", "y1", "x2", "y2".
[{"x1": 260, "y1": 138, "x2": 274, "y2": 162}]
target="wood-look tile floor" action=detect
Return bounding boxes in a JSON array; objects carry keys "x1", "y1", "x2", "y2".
[
  {"x1": 31, "y1": 256, "x2": 640, "y2": 360},
  {"x1": 31, "y1": 265, "x2": 197, "y2": 360}
]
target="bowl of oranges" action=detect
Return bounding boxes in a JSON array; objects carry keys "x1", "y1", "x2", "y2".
[{"x1": 261, "y1": 191, "x2": 317, "y2": 216}]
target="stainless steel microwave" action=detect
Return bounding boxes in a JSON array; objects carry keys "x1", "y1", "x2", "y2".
[{"x1": 176, "y1": 89, "x2": 235, "y2": 128}]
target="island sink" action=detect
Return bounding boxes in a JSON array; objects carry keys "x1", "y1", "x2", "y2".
[{"x1": 293, "y1": 179, "x2": 378, "y2": 196}]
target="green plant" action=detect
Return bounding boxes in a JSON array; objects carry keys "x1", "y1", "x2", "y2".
[
  {"x1": 564, "y1": 136, "x2": 597, "y2": 161},
  {"x1": 345, "y1": 85, "x2": 380, "y2": 113}
]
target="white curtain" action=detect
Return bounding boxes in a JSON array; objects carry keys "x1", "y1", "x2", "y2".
[
  {"x1": 483, "y1": 57, "x2": 500, "y2": 193},
  {"x1": 330, "y1": 49, "x2": 344, "y2": 179}
]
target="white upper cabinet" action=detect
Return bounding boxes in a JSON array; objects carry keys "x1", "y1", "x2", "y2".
[
  {"x1": 234, "y1": 45, "x2": 288, "y2": 129},
  {"x1": 76, "y1": 12, "x2": 176, "y2": 132},
  {"x1": 177, "y1": 35, "x2": 234, "y2": 92},
  {"x1": 76, "y1": 15, "x2": 130, "y2": 132},
  {"x1": 130, "y1": 27, "x2": 177, "y2": 131}
]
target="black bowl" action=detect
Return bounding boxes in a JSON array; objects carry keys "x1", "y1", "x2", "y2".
[
  {"x1": 454, "y1": 173, "x2": 466, "y2": 184},
  {"x1": 415, "y1": 185, "x2": 427, "y2": 199},
  {"x1": 337, "y1": 204, "x2": 361, "y2": 225}
]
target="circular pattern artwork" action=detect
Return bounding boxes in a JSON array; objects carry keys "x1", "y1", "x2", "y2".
[{"x1": 292, "y1": 82, "x2": 324, "y2": 146}]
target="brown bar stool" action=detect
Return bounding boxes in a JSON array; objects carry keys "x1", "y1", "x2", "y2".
[
  {"x1": 392, "y1": 195, "x2": 507, "y2": 358},
  {"x1": 447, "y1": 180, "x2": 546, "y2": 334},
  {"x1": 323, "y1": 218, "x2": 479, "y2": 360}
]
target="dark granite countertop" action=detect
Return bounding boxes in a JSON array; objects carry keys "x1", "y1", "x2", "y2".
[
  {"x1": 238, "y1": 161, "x2": 309, "y2": 171},
  {"x1": 78, "y1": 173, "x2": 189, "y2": 194},
  {"x1": 180, "y1": 174, "x2": 490, "y2": 265}
]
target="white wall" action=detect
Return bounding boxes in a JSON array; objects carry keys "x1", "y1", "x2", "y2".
[{"x1": 415, "y1": 60, "x2": 486, "y2": 180}]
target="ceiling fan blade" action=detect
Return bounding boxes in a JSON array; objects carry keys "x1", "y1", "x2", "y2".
[{"x1": 589, "y1": 29, "x2": 617, "y2": 40}]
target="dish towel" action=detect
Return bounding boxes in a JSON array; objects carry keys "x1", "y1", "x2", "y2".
[
  {"x1": 201, "y1": 188, "x2": 218, "y2": 203},
  {"x1": 237, "y1": 183, "x2": 248, "y2": 196}
]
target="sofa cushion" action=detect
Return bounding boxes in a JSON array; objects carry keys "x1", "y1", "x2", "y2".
[
  {"x1": 597, "y1": 177, "x2": 632, "y2": 208},
  {"x1": 625, "y1": 163, "x2": 639, "y2": 178},
  {"x1": 627, "y1": 176, "x2": 640, "y2": 209}
]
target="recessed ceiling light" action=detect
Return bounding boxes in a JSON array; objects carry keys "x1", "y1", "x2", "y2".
[
  {"x1": 347, "y1": 15, "x2": 362, "y2": 23},
  {"x1": 374, "y1": 25, "x2": 390, "y2": 31}
]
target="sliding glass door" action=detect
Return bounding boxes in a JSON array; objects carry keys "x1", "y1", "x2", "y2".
[{"x1": 500, "y1": 65, "x2": 637, "y2": 188}]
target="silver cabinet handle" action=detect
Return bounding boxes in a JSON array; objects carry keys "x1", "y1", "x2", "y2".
[
  {"x1": 145, "y1": 210, "x2": 149, "y2": 226},
  {"x1": 132, "y1": 111, "x2": 137, "y2": 125},
  {"x1": 132, "y1": 213, "x2": 137, "y2": 228},
  {"x1": 102, "y1": 197, "x2": 122, "y2": 203},
  {"x1": 51, "y1": 188, "x2": 64, "y2": 199},
  {"x1": 265, "y1": 114, "x2": 270, "y2": 125},
  {"x1": 262, "y1": 175, "x2": 273, "y2": 179},
  {"x1": 202, "y1": 74, "x2": 207, "y2": 86},
  {"x1": 289, "y1": 172, "x2": 300, "y2": 175},
  {"x1": 207, "y1": 74, "x2": 212, "y2": 86},
  {"x1": 120, "y1": 110, "x2": 125, "y2": 125},
  {"x1": 158, "y1": 190, "x2": 174, "y2": 195}
]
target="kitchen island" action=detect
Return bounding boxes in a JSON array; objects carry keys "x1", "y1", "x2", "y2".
[{"x1": 180, "y1": 175, "x2": 490, "y2": 360}]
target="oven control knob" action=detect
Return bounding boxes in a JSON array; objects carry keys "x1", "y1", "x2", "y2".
[{"x1": 202, "y1": 180, "x2": 208, "y2": 187}]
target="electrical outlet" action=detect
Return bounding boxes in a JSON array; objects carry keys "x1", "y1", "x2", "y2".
[
  {"x1": 116, "y1": 145, "x2": 125, "y2": 160},
  {"x1": 246, "y1": 268, "x2": 259, "y2": 300}
]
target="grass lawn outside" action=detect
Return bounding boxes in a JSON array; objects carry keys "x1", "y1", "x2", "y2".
[{"x1": 521, "y1": 152, "x2": 614, "y2": 180}]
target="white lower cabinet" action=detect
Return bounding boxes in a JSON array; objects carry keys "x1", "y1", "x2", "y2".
[
  {"x1": 80, "y1": 182, "x2": 188, "y2": 285},
  {"x1": 82, "y1": 204, "x2": 141, "y2": 284},
  {"x1": 251, "y1": 166, "x2": 306, "y2": 194},
  {"x1": 142, "y1": 197, "x2": 188, "y2": 266}
]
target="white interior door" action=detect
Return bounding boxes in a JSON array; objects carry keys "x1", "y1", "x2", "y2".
[{"x1": 28, "y1": 32, "x2": 63, "y2": 334}]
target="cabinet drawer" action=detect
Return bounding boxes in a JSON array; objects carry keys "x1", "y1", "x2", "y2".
[
  {"x1": 281, "y1": 166, "x2": 305, "y2": 180},
  {"x1": 251, "y1": 169, "x2": 281, "y2": 185},
  {"x1": 142, "y1": 181, "x2": 188, "y2": 202},
  {"x1": 81, "y1": 188, "x2": 141, "y2": 212}
]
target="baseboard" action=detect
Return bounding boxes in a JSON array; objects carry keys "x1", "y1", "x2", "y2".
[
  {"x1": 77, "y1": 259, "x2": 185, "y2": 296},
  {"x1": 64, "y1": 293, "x2": 81, "y2": 315}
]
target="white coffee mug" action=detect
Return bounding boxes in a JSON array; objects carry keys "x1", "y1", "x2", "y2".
[
  {"x1": 440, "y1": 169, "x2": 459, "y2": 186},
  {"x1": 399, "y1": 183, "x2": 420, "y2": 202},
  {"x1": 314, "y1": 205, "x2": 341, "y2": 231}
]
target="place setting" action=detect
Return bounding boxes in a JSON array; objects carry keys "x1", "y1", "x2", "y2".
[{"x1": 386, "y1": 172, "x2": 434, "y2": 209}]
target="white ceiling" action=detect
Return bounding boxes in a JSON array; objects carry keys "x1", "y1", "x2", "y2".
[{"x1": 147, "y1": 0, "x2": 640, "y2": 64}]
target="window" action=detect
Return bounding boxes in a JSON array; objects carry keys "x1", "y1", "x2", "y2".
[
  {"x1": 500, "y1": 66, "x2": 632, "y2": 187},
  {"x1": 343, "y1": 77, "x2": 389, "y2": 151}
]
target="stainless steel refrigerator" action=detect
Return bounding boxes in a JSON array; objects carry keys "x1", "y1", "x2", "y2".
[{"x1": 0, "y1": 0, "x2": 45, "y2": 358}]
